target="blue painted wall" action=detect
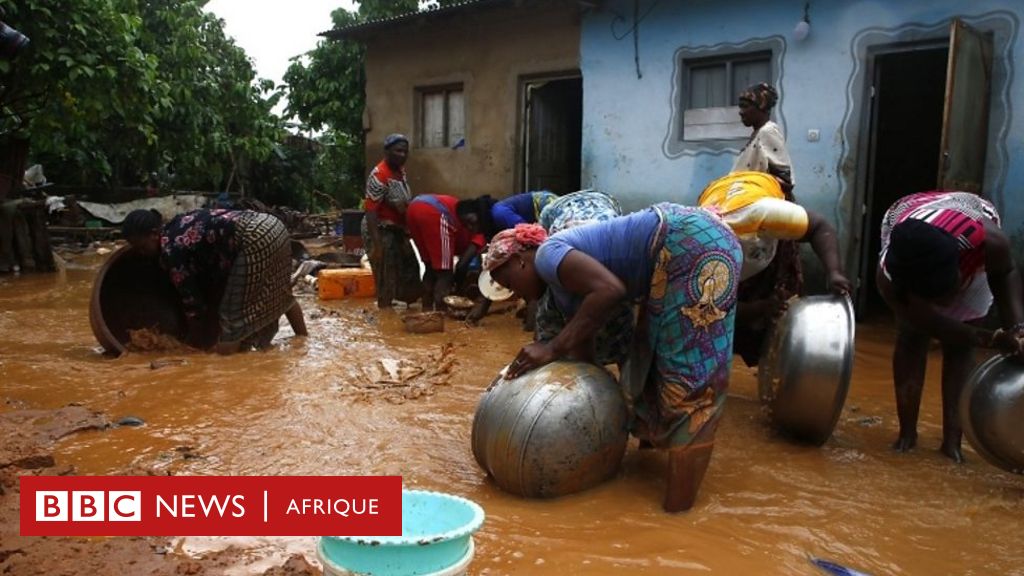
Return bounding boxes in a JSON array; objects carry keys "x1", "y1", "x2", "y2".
[{"x1": 580, "y1": 0, "x2": 1024, "y2": 283}]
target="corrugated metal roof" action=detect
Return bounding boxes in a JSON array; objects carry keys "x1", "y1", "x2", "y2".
[{"x1": 319, "y1": 0, "x2": 511, "y2": 39}]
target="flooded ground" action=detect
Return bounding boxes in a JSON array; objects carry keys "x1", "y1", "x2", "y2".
[{"x1": 1, "y1": 253, "x2": 1023, "y2": 575}]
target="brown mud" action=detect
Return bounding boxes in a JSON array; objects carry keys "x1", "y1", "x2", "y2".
[{"x1": 1, "y1": 253, "x2": 1022, "y2": 575}]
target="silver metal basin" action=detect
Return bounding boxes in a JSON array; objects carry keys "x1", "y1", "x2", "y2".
[
  {"x1": 758, "y1": 294, "x2": 855, "y2": 445},
  {"x1": 471, "y1": 360, "x2": 629, "y2": 498},
  {"x1": 960, "y1": 355, "x2": 1024, "y2": 474}
]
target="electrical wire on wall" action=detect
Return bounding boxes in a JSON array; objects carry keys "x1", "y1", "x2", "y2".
[{"x1": 610, "y1": 0, "x2": 662, "y2": 80}]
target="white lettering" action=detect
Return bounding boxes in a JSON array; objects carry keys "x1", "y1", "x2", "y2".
[
  {"x1": 283, "y1": 498, "x2": 382, "y2": 516},
  {"x1": 179, "y1": 495, "x2": 196, "y2": 518},
  {"x1": 155, "y1": 495, "x2": 175, "y2": 518},
  {"x1": 231, "y1": 495, "x2": 246, "y2": 518}
]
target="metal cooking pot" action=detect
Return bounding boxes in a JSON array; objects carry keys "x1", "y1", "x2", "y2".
[
  {"x1": 960, "y1": 355, "x2": 1024, "y2": 474},
  {"x1": 89, "y1": 246, "x2": 188, "y2": 355},
  {"x1": 758, "y1": 294, "x2": 855, "y2": 445},
  {"x1": 471, "y1": 360, "x2": 629, "y2": 498}
]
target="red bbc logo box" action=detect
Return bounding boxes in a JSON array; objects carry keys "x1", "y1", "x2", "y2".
[{"x1": 21, "y1": 476, "x2": 402, "y2": 536}]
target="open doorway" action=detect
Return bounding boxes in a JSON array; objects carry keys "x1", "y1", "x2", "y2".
[
  {"x1": 855, "y1": 19, "x2": 995, "y2": 319},
  {"x1": 521, "y1": 75, "x2": 582, "y2": 194},
  {"x1": 857, "y1": 45, "x2": 949, "y2": 318}
]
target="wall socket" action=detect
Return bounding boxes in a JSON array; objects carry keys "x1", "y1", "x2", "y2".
[{"x1": 807, "y1": 129, "x2": 821, "y2": 142}]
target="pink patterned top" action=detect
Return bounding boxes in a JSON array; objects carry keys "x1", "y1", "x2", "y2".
[{"x1": 879, "y1": 191, "x2": 1000, "y2": 287}]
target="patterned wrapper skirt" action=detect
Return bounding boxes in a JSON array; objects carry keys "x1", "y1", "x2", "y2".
[
  {"x1": 219, "y1": 212, "x2": 295, "y2": 344},
  {"x1": 361, "y1": 219, "x2": 422, "y2": 307},
  {"x1": 623, "y1": 203, "x2": 741, "y2": 448}
]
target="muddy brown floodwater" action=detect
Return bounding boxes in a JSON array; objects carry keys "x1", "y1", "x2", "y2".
[{"x1": 2, "y1": 253, "x2": 1023, "y2": 575}]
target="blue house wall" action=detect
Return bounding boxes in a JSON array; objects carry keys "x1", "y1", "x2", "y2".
[{"x1": 580, "y1": 0, "x2": 1024, "y2": 286}]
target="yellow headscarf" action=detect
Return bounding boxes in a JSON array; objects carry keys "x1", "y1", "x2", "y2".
[{"x1": 698, "y1": 171, "x2": 784, "y2": 214}]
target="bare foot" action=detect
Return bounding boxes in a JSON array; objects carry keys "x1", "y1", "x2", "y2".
[
  {"x1": 892, "y1": 435, "x2": 917, "y2": 452},
  {"x1": 940, "y1": 441, "x2": 965, "y2": 463}
]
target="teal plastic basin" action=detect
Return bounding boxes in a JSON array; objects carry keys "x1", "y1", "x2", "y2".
[{"x1": 320, "y1": 490, "x2": 485, "y2": 576}]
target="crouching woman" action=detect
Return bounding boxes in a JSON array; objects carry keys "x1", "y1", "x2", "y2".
[{"x1": 122, "y1": 208, "x2": 307, "y2": 354}]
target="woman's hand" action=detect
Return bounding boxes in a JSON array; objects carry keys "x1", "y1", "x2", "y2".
[
  {"x1": 991, "y1": 328, "x2": 1024, "y2": 359},
  {"x1": 828, "y1": 270, "x2": 853, "y2": 296},
  {"x1": 465, "y1": 299, "x2": 489, "y2": 326},
  {"x1": 505, "y1": 342, "x2": 558, "y2": 380}
]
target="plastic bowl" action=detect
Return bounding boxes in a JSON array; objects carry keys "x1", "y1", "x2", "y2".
[{"x1": 319, "y1": 490, "x2": 484, "y2": 576}]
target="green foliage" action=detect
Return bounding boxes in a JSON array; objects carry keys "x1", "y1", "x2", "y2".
[
  {"x1": 0, "y1": 0, "x2": 282, "y2": 194},
  {"x1": 282, "y1": 0, "x2": 463, "y2": 210},
  {"x1": 0, "y1": 0, "x2": 463, "y2": 208}
]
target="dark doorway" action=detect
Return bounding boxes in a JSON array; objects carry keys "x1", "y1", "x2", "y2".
[
  {"x1": 522, "y1": 76, "x2": 582, "y2": 194},
  {"x1": 857, "y1": 46, "x2": 948, "y2": 318}
]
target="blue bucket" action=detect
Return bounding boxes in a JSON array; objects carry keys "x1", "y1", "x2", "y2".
[{"x1": 319, "y1": 490, "x2": 485, "y2": 576}]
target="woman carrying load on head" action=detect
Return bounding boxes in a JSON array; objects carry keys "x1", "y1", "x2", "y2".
[
  {"x1": 122, "y1": 208, "x2": 307, "y2": 354},
  {"x1": 362, "y1": 133, "x2": 423, "y2": 308},
  {"x1": 876, "y1": 191, "x2": 1024, "y2": 463},
  {"x1": 698, "y1": 171, "x2": 851, "y2": 366},
  {"x1": 488, "y1": 203, "x2": 742, "y2": 512}
]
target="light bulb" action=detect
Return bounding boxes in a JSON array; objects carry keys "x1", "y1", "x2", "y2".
[{"x1": 793, "y1": 19, "x2": 811, "y2": 41}]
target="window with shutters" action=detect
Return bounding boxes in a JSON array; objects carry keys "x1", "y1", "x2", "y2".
[
  {"x1": 681, "y1": 51, "x2": 771, "y2": 141},
  {"x1": 417, "y1": 85, "x2": 465, "y2": 148}
]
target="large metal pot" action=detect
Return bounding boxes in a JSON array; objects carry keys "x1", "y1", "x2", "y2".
[
  {"x1": 758, "y1": 294, "x2": 855, "y2": 445},
  {"x1": 471, "y1": 360, "x2": 629, "y2": 498},
  {"x1": 960, "y1": 355, "x2": 1024, "y2": 474},
  {"x1": 89, "y1": 246, "x2": 188, "y2": 356}
]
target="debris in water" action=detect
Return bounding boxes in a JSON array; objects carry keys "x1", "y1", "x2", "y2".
[
  {"x1": 856, "y1": 416, "x2": 882, "y2": 428},
  {"x1": 150, "y1": 358, "x2": 188, "y2": 370},
  {"x1": 127, "y1": 328, "x2": 194, "y2": 353},
  {"x1": 116, "y1": 416, "x2": 146, "y2": 427},
  {"x1": 402, "y1": 311, "x2": 445, "y2": 334},
  {"x1": 343, "y1": 342, "x2": 458, "y2": 404}
]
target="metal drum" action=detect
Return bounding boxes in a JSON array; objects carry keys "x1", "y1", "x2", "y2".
[
  {"x1": 758, "y1": 294, "x2": 855, "y2": 445},
  {"x1": 89, "y1": 246, "x2": 187, "y2": 356},
  {"x1": 471, "y1": 361, "x2": 628, "y2": 498},
  {"x1": 960, "y1": 355, "x2": 1024, "y2": 474}
]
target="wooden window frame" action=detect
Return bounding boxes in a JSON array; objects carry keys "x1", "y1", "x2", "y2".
[{"x1": 416, "y1": 84, "x2": 464, "y2": 149}]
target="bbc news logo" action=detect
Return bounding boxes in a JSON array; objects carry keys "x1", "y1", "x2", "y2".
[
  {"x1": 21, "y1": 476, "x2": 401, "y2": 536},
  {"x1": 36, "y1": 491, "x2": 141, "y2": 522}
]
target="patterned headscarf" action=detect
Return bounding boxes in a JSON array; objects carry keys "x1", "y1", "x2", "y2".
[
  {"x1": 483, "y1": 223, "x2": 548, "y2": 271},
  {"x1": 739, "y1": 82, "x2": 778, "y2": 111},
  {"x1": 383, "y1": 133, "x2": 409, "y2": 149}
]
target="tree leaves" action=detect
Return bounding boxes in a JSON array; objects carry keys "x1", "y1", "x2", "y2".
[{"x1": 1, "y1": 0, "x2": 282, "y2": 192}]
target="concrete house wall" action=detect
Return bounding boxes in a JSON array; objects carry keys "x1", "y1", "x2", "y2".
[
  {"x1": 579, "y1": 0, "x2": 1023, "y2": 290},
  {"x1": 360, "y1": 3, "x2": 581, "y2": 199}
]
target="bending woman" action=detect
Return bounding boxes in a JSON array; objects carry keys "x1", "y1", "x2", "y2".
[
  {"x1": 877, "y1": 191, "x2": 1024, "y2": 462},
  {"x1": 405, "y1": 194, "x2": 486, "y2": 311},
  {"x1": 490, "y1": 205, "x2": 742, "y2": 512},
  {"x1": 699, "y1": 171, "x2": 851, "y2": 366},
  {"x1": 122, "y1": 208, "x2": 307, "y2": 354}
]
